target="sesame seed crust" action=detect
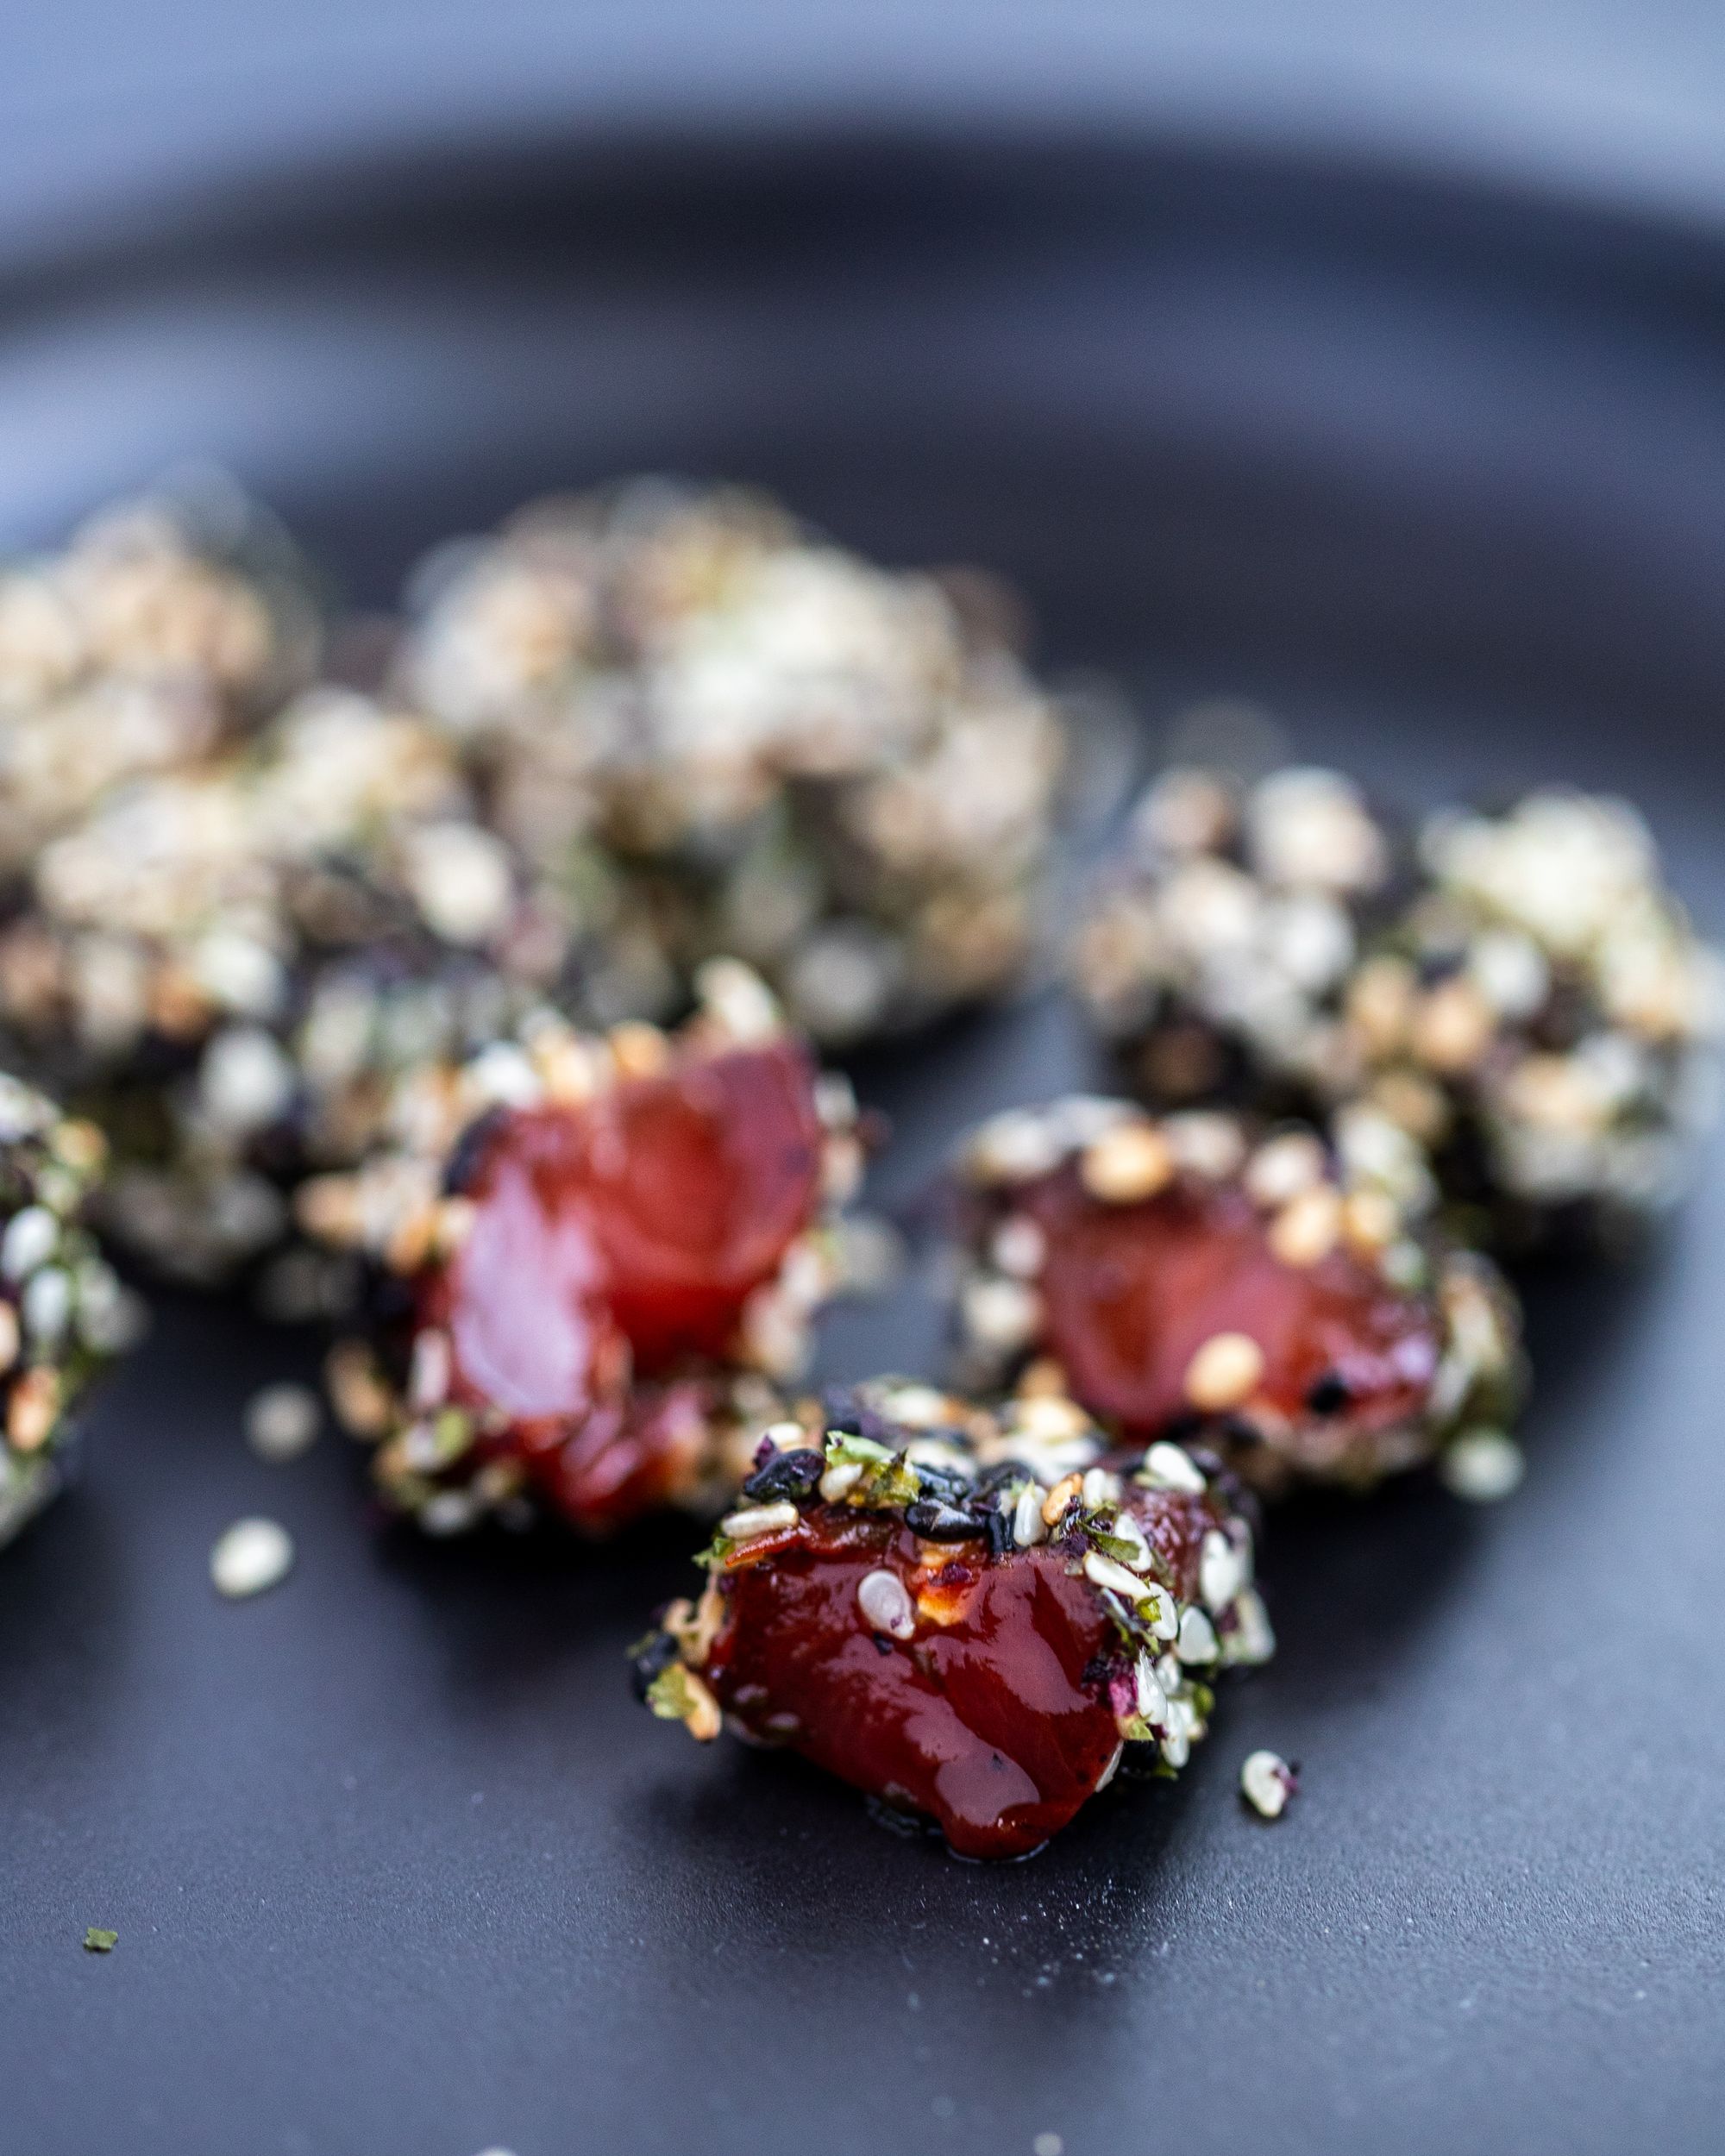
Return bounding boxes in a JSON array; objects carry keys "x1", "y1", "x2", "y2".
[
  {"x1": 632, "y1": 1377, "x2": 1268, "y2": 1858},
  {"x1": 1071, "y1": 765, "x2": 1722, "y2": 1253},
  {"x1": 950, "y1": 1096, "x2": 1525, "y2": 1494},
  {"x1": 0, "y1": 1071, "x2": 143, "y2": 1549},
  {"x1": 397, "y1": 480, "x2": 1070, "y2": 1048}
]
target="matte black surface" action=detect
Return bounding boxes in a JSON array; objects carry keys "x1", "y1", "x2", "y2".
[{"x1": 1, "y1": 144, "x2": 1722, "y2": 2156}]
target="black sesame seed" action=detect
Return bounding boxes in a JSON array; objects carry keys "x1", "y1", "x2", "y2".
[
  {"x1": 628, "y1": 1630, "x2": 680, "y2": 1702},
  {"x1": 1305, "y1": 1371, "x2": 1352, "y2": 1416},
  {"x1": 442, "y1": 1106, "x2": 507, "y2": 1197},
  {"x1": 904, "y1": 1499, "x2": 987, "y2": 1541},
  {"x1": 739, "y1": 1449, "x2": 825, "y2": 1503}
]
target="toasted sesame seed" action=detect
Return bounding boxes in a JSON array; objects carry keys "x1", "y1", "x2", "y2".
[
  {"x1": 210, "y1": 1517, "x2": 294, "y2": 1599},
  {"x1": 1043, "y1": 1472, "x2": 1083, "y2": 1526},
  {"x1": 1439, "y1": 1427, "x2": 1526, "y2": 1503},
  {"x1": 1411, "y1": 975, "x2": 1494, "y2": 1074},
  {"x1": 1240, "y1": 1749, "x2": 1297, "y2": 1820},
  {"x1": 607, "y1": 1021, "x2": 671, "y2": 1081},
  {"x1": 1340, "y1": 1187, "x2": 1400, "y2": 1255},
  {"x1": 0, "y1": 1300, "x2": 18, "y2": 1373},
  {"x1": 1267, "y1": 1183, "x2": 1343, "y2": 1268},
  {"x1": 1079, "y1": 1122, "x2": 1175, "y2": 1205},
  {"x1": 1183, "y1": 1331, "x2": 1264, "y2": 1413},
  {"x1": 857, "y1": 1568, "x2": 917, "y2": 1639},
  {"x1": 244, "y1": 1382, "x2": 321, "y2": 1463},
  {"x1": 718, "y1": 1501, "x2": 800, "y2": 1543},
  {"x1": 1014, "y1": 1357, "x2": 1069, "y2": 1399}
]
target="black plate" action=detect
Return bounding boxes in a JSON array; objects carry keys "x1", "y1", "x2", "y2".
[{"x1": 2, "y1": 137, "x2": 1722, "y2": 2156}]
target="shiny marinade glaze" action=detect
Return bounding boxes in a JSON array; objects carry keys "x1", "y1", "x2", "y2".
[
  {"x1": 0, "y1": 1072, "x2": 143, "y2": 1548},
  {"x1": 1072, "y1": 768, "x2": 1722, "y2": 1253},
  {"x1": 397, "y1": 480, "x2": 1069, "y2": 1046},
  {"x1": 305, "y1": 970, "x2": 867, "y2": 1536},
  {"x1": 950, "y1": 1096, "x2": 1523, "y2": 1493},
  {"x1": 634, "y1": 1378, "x2": 1271, "y2": 1860}
]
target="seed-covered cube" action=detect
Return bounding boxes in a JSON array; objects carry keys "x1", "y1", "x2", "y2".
[
  {"x1": 950, "y1": 1097, "x2": 1522, "y2": 1493},
  {"x1": 305, "y1": 975, "x2": 867, "y2": 1535},
  {"x1": 633, "y1": 1377, "x2": 1271, "y2": 1858},
  {"x1": 0, "y1": 1074, "x2": 142, "y2": 1547}
]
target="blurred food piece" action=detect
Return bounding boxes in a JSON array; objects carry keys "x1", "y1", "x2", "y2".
[
  {"x1": 398, "y1": 479, "x2": 1069, "y2": 1044},
  {"x1": 1073, "y1": 763, "x2": 1722, "y2": 1253}
]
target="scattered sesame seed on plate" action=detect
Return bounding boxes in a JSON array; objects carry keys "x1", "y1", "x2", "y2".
[
  {"x1": 1240, "y1": 1749, "x2": 1299, "y2": 1819},
  {"x1": 244, "y1": 1382, "x2": 321, "y2": 1463},
  {"x1": 1440, "y1": 1427, "x2": 1527, "y2": 1502},
  {"x1": 210, "y1": 1516, "x2": 295, "y2": 1599}
]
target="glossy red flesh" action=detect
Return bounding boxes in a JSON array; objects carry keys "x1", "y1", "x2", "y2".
[
  {"x1": 417, "y1": 1038, "x2": 825, "y2": 1529},
  {"x1": 705, "y1": 1492, "x2": 1210, "y2": 1859},
  {"x1": 1015, "y1": 1166, "x2": 1440, "y2": 1442}
]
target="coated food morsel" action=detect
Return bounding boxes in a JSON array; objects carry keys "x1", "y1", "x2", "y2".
[
  {"x1": 305, "y1": 968, "x2": 864, "y2": 1534},
  {"x1": 0, "y1": 1073, "x2": 143, "y2": 1547},
  {"x1": 0, "y1": 485, "x2": 319, "y2": 874},
  {"x1": 1073, "y1": 766, "x2": 1722, "y2": 1250},
  {"x1": 951, "y1": 1097, "x2": 1522, "y2": 1491},
  {"x1": 634, "y1": 1378, "x2": 1271, "y2": 1859},
  {"x1": 0, "y1": 688, "x2": 586, "y2": 1286},
  {"x1": 398, "y1": 480, "x2": 1069, "y2": 1044}
]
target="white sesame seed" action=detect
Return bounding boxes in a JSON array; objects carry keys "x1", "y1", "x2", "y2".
[
  {"x1": 21, "y1": 1266, "x2": 71, "y2": 1342},
  {"x1": 759, "y1": 1420, "x2": 811, "y2": 1453},
  {"x1": 1440, "y1": 1428, "x2": 1526, "y2": 1503},
  {"x1": 856, "y1": 1568, "x2": 916, "y2": 1639},
  {"x1": 1082, "y1": 1549, "x2": 1153, "y2": 1603},
  {"x1": 1183, "y1": 1331, "x2": 1264, "y2": 1413},
  {"x1": 966, "y1": 1108, "x2": 1063, "y2": 1185},
  {"x1": 408, "y1": 1328, "x2": 452, "y2": 1410},
  {"x1": 1244, "y1": 1131, "x2": 1327, "y2": 1209},
  {"x1": 1221, "y1": 1587, "x2": 1277, "y2": 1668},
  {"x1": 1240, "y1": 1749, "x2": 1297, "y2": 1820},
  {"x1": 244, "y1": 1382, "x2": 321, "y2": 1464},
  {"x1": 693, "y1": 956, "x2": 781, "y2": 1043},
  {"x1": 198, "y1": 1025, "x2": 298, "y2": 1134},
  {"x1": 989, "y1": 1215, "x2": 1047, "y2": 1279},
  {"x1": 1176, "y1": 1606, "x2": 1220, "y2": 1664},
  {"x1": 1159, "y1": 1717, "x2": 1191, "y2": 1771},
  {"x1": 1160, "y1": 1111, "x2": 1247, "y2": 1181},
  {"x1": 421, "y1": 1489, "x2": 481, "y2": 1536},
  {"x1": 819, "y1": 1461, "x2": 864, "y2": 1502},
  {"x1": 1012, "y1": 1482, "x2": 1049, "y2": 1546},
  {"x1": 0, "y1": 1206, "x2": 57, "y2": 1281},
  {"x1": 210, "y1": 1517, "x2": 294, "y2": 1600},
  {"x1": 961, "y1": 1274, "x2": 1042, "y2": 1352},
  {"x1": 1136, "y1": 1441, "x2": 1207, "y2": 1495},
  {"x1": 718, "y1": 1501, "x2": 800, "y2": 1543},
  {"x1": 1104, "y1": 1509, "x2": 1152, "y2": 1571},
  {"x1": 1081, "y1": 1466, "x2": 1123, "y2": 1509},
  {"x1": 1200, "y1": 1528, "x2": 1248, "y2": 1614},
  {"x1": 1133, "y1": 1652, "x2": 1168, "y2": 1724}
]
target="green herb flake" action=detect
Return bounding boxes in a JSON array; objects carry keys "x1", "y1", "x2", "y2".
[
  {"x1": 644, "y1": 1665, "x2": 698, "y2": 1724},
  {"x1": 824, "y1": 1432, "x2": 894, "y2": 1469},
  {"x1": 83, "y1": 1927, "x2": 117, "y2": 1953},
  {"x1": 693, "y1": 1532, "x2": 735, "y2": 1572}
]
